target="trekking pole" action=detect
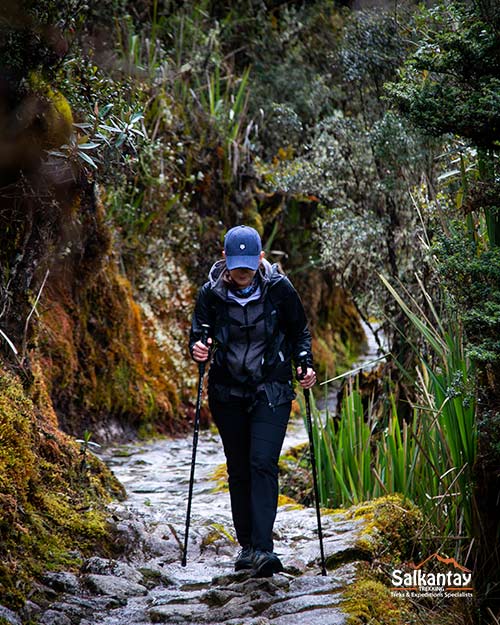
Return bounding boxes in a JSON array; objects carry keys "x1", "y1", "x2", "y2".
[
  {"x1": 182, "y1": 323, "x2": 210, "y2": 567},
  {"x1": 298, "y1": 351, "x2": 327, "y2": 576}
]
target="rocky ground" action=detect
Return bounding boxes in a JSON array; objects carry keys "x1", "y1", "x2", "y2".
[
  {"x1": 0, "y1": 327, "x2": 388, "y2": 625},
  {"x1": 3, "y1": 415, "x2": 375, "y2": 625}
]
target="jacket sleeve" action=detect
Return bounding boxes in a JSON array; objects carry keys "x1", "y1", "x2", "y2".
[
  {"x1": 278, "y1": 278, "x2": 313, "y2": 368},
  {"x1": 188, "y1": 282, "x2": 215, "y2": 360}
]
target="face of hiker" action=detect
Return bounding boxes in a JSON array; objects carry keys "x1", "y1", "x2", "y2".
[
  {"x1": 223, "y1": 249, "x2": 265, "y2": 287},
  {"x1": 228, "y1": 266, "x2": 257, "y2": 288}
]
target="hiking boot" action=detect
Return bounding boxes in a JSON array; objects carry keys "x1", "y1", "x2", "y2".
[
  {"x1": 235, "y1": 546, "x2": 254, "y2": 571},
  {"x1": 252, "y1": 549, "x2": 284, "y2": 577}
]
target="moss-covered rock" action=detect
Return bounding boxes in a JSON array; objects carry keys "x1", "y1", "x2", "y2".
[
  {"x1": 28, "y1": 72, "x2": 73, "y2": 150},
  {"x1": 39, "y1": 261, "x2": 181, "y2": 438},
  {"x1": 346, "y1": 494, "x2": 424, "y2": 564},
  {"x1": 0, "y1": 72, "x2": 73, "y2": 176},
  {"x1": 0, "y1": 366, "x2": 123, "y2": 609},
  {"x1": 342, "y1": 577, "x2": 412, "y2": 625}
]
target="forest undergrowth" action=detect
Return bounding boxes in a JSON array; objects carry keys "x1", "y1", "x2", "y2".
[{"x1": 0, "y1": 1, "x2": 499, "y2": 622}]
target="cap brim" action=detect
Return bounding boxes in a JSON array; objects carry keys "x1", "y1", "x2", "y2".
[{"x1": 226, "y1": 255, "x2": 260, "y2": 271}]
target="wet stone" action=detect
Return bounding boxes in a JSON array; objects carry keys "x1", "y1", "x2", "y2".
[
  {"x1": 269, "y1": 608, "x2": 346, "y2": 625},
  {"x1": 201, "y1": 588, "x2": 240, "y2": 607},
  {"x1": 40, "y1": 398, "x2": 377, "y2": 625},
  {"x1": 81, "y1": 557, "x2": 114, "y2": 575},
  {"x1": 261, "y1": 591, "x2": 342, "y2": 619},
  {"x1": 138, "y1": 565, "x2": 177, "y2": 589},
  {"x1": 42, "y1": 571, "x2": 80, "y2": 594},
  {"x1": 220, "y1": 575, "x2": 290, "y2": 596},
  {"x1": 45, "y1": 596, "x2": 114, "y2": 622},
  {"x1": 82, "y1": 558, "x2": 143, "y2": 583},
  {"x1": 130, "y1": 483, "x2": 165, "y2": 494},
  {"x1": 225, "y1": 616, "x2": 270, "y2": 625},
  {"x1": 287, "y1": 573, "x2": 346, "y2": 596},
  {"x1": 282, "y1": 556, "x2": 307, "y2": 575},
  {"x1": 83, "y1": 574, "x2": 148, "y2": 599},
  {"x1": 202, "y1": 595, "x2": 256, "y2": 622},
  {"x1": 19, "y1": 600, "x2": 42, "y2": 622},
  {"x1": 148, "y1": 603, "x2": 209, "y2": 623},
  {"x1": 0, "y1": 605, "x2": 22, "y2": 625},
  {"x1": 151, "y1": 589, "x2": 205, "y2": 606},
  {"x1": 38, "y1": 610, "x2": 72, "y2": 625}
]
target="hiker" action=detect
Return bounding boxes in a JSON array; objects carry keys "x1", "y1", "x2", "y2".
[{"x1": 189, "y1": 225, "x2": 316, "y2": 577}]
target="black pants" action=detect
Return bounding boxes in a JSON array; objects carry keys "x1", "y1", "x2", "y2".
[{"x1": 209, "y1": 392, "x2": 291, "y2": 552}]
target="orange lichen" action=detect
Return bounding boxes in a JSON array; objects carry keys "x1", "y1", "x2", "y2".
[{"x1": 38, "y1": 257, "x2": 183, "y2": 436}]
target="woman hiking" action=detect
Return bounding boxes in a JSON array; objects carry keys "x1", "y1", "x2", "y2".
[{"x1": 189, "y1": 225, "x2": 316, "y2": 577}]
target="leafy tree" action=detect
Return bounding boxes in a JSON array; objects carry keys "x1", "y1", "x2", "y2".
[{"x1": 387, "y1": 1, "x2": 500, "y2": 611}]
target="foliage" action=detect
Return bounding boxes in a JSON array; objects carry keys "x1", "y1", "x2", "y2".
[
  {"x1": 0, "y1": 1, "x2": 84, "y2": 82},
  {"x1": 386, "y1": 3, "x2": 500, "y2": 149},
  {"x1": 307, "y1": 277, "x2": 476, "y2": 547},
  {"x1": 383, "y1": 1, "x2": 500, "y2": 608},
  {"x1": 338, "y1": 9, "x2": 407, "y2": 121},
  {"x1": 434, "y1": 230, "x2": 500, "y2": 364},
  {"x1": 253, "y1": 7, "x2": 435, "y2": 361},
  {"x1": 265, "y1": 109, "x2": 428, "y2": 319}
]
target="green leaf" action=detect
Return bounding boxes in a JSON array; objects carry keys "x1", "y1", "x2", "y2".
[
  {"x1": 78, "y1": 150, "x2": 98, "y2": 169},
  {"x1": 77, "y1": 142, "x2": 101, "y2": 150}
]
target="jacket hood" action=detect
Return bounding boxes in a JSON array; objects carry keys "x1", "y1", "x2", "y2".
[{"x1": 208, "y1": 257, "x2": 284, "y2": 299}]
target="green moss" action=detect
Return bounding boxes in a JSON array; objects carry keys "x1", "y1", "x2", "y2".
[
  {"x1": 0, "y1": 367, "x2": 123, "y2": 609},
  {"x1": 209, "y1": 463, "x2": 229, "y2": 493},
  {"x1": 345, "y1": 495, "x2": 424, "y2": 564},
  {"x1": 342, "y1": 578, "x2": 411, "y2": 625},
  {"x1": 277, "y1": 494, "x2": 304, "y2": 510},
  {"x1": 28, "y1": 72, "x2": 74, "y2": 149},
  {"x1": 201, "y1": 522, "x2": 235, "y2": 550},
  {"x1": 39, "y1": 260, "x2": 184, "y2": 436}
]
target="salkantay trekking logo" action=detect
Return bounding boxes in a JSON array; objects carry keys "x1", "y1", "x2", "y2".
[{"x1": 390, "y1": 553, "x2": 474, "y2": 599}]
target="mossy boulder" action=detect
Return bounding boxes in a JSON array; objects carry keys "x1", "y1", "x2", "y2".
[
  {"x1": 342, "y1": 578, "x2": 411, "y2": 625},
  {"x1": 0, "y1": 366, "x2": 123, "y2": 609},
  {"x1": 345, "y1": 494, "x2": 424, "y2": 564},
  {"x1": 0, "y1": 73, "x2": 73, "y2": 175},
  {"x1": 28, "y1": 73, "x2": 73, "y2": 150}
]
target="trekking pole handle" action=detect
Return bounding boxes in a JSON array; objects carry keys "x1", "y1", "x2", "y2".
[
  {"x1": 298, "y1": 350, "x2": 309, "y2": 381},
  {"x1": 198, "y1": 324, "x2": 211, "y2": 374},
  {"x1": 200, "y1": 323, "x2": 210, "y2": 346}
]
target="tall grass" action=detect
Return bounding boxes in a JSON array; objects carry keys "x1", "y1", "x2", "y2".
[
  {"x1": 308, "y1": 276, "x2": 476, "y2": 545},
  {"x1": 190, "y1": 65, "x2": 253, "y2": 185}
]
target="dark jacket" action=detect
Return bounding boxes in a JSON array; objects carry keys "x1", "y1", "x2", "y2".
[{"x1": 189, "y1": 258, "x2": 313, "y2": 407}]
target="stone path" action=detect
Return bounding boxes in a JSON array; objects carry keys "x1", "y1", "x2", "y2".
[
  {"x1": 24, "y1": 419, "x2": 366, "y2": 625},
  {"x1": 20, "y1": 324, "x2": 386, "y2": 625}
]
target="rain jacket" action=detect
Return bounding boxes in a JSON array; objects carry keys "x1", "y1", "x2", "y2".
[{"x1": 189, "y1": 258, "x2": 313, "y2": 407}]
